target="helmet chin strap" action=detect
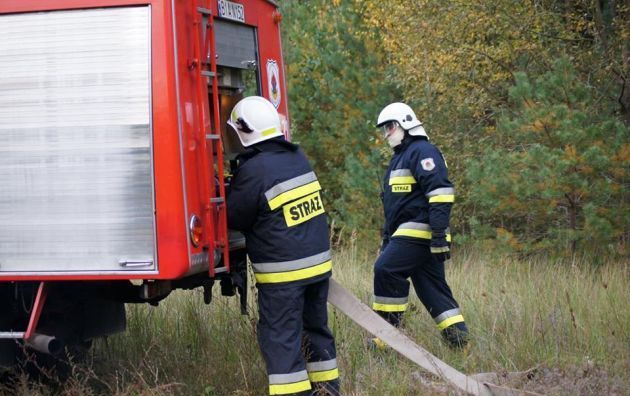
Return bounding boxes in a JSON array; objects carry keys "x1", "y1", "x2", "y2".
[{"x1": 387, "y1": 126, "x2": 405, "y2": 148}]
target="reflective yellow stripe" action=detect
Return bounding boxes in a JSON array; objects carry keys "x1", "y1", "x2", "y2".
[
  {"x1": 389, "y1": 176, "x2": 417, "y2": 185},
  {"x1": 262, "y1": 127, "x2": 279, "y2": 137},
  {"x1": 372, "y1": 302, "x2": 408, "y2": 312},
  {"x1": 268, "y1": 180, "x2": 321, "y2": 210},
  {"x1": 429, "y1": 194, "x2": 455, "y2": 203},
  {"x1": 392, "y1": 229, "x2": 452, "y2": 242},
  {"x1": 437, "y1": 314, "x2": 465, "y2": 330},
  {"x1": 430, "y1": 246, "x2": 450, "y2": 253},
  {"x1": 255, "y1": 260, "x2": 332, "y2": 284},
  {"x1": 393, "y1": 229, "x2": 432, "y2": 239},
  {"x1": 308, "y1": 368, "x2": 339, "y2": 383},
  {"x1": 269, "y1": 379, "x2": 311, "y2": 395}
]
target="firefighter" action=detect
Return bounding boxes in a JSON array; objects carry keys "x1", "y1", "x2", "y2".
[
  {"x1": 226, "y1": 96, "x2": 340, "y2": 396},
  {"x1": 371, "y1": 102, "x2": 469, "y2": 349}
]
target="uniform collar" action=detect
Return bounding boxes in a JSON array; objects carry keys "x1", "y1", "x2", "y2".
[
  {"x1": 237, "y1": 137, "x2": 298, "y2": 161},
  {"x1": 393, "y1": 135, "x2": 426, "y2": 153},
  {"x1": 254, "y1": 137, "x2": 299, "y2": 152},
  {"x1": 393, "y1": 135, "x2": 413, "y2": 153}
]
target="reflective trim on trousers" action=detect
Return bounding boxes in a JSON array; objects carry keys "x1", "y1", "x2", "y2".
[
  {"x1": 268, "y1": 370, "x2": 311, "y2": 395},
  {"x1": 372, "y1": 296, "x2": 409, "y2": 313},
  {"x1": 373, "y1": 295, "x2": 408, "y2": 305},
  {"x1": 307, "y1": 358, "x2": 339, "y2": 382},
  {"x1": 434, "y1": 308, "x2": 465, "y2": 330},
  {"x1": 308, "y1": 368, "x2": 339, "y2": 383},
  {"x1": 392, "y1": 222, "x2": 452, "y2": 241}
]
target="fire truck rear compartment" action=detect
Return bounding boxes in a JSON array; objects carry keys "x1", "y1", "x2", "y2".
[{"x1": 0, "y1": 6, "x2": 156, "y2": 275}]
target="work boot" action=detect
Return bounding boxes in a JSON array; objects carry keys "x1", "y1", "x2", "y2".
[
  {"x1": 311, "y1": 379, "x2": 340, "y2": 396},
  {"x1": 366, "y1": 337, "x2": 388, "y2": 350},
  {"x1": 441, "y1": 322, "x2": 469, "y2": 349},
  {"x1": 375, "y1": 311, "x2": 403, "y2": 327}
]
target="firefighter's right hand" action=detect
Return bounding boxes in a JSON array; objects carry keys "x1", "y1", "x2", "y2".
[{"x1": 430, "y1": 232, "x2": 451, "y2": 261}]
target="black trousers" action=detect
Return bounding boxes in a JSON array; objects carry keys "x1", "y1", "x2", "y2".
[
  {"x1": 373, "y1": 238, "x2": 468, "y2": 342},
  {"x1": 257, "y1": 278, "x2": 339, "y2": 395}
]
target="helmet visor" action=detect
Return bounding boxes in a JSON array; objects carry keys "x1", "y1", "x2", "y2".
[{"x1": 380, "y1": 121, "x2": 399, "y2": 137}]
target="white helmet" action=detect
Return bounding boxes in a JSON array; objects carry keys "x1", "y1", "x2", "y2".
[
  {"x1": 227, "y1": 96, "x2": 283, "y2": 147},
  {"x1": 376, "y1": 102, "x2": 427, "y2": 137}
]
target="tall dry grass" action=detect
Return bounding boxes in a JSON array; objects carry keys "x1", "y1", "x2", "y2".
[{"x1": 1, "y1": 245, "x2": 628, "y2": 395}]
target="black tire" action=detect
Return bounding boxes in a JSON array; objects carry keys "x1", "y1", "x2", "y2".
[
  {"x1": 0, "y1": 339, "x2": 18, "y2": 371},
  {"x1": 0, "y1": 284, "x2": 19, "y2": 370}
]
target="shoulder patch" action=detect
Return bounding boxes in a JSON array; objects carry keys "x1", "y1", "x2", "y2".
[{"x1": 421, "y1": 157, "x2": 435, "y2": 171}]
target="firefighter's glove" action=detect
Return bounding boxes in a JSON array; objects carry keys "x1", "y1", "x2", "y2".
[
  {"x1": 430, "y1": 231, "x2": 451, "y2": 261},
  {"x1": 224, "y1": 174, "x2": 233, "y2": 186}
]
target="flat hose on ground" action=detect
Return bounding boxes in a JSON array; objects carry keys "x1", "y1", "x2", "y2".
[{"x1": 327, "y1": 279, "x2": 542, "y2": 396}]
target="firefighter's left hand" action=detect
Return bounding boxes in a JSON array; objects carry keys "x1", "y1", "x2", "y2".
[
  {"x1": 430, "y1": 245, "x2": 451, "y2": 261},
  {"x1": 430, "y1": 232, "x2": 451, "y2": 261}
]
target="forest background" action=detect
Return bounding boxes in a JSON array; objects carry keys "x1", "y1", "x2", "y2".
[
  {"x1": 281, "y1": 0, "x2": 628, "y2": 257},
  {"x1": 2, "y1": 1, "x2": 629, "y2": 395}
]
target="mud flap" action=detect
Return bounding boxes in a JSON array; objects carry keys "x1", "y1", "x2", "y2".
[{"x1": 327, "y1": 279, "x2": 541, "y2": 396}]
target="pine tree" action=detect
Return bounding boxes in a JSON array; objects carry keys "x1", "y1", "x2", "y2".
[
  {"x1": 280, "y1": 0, "x2": 402, "y2": 241},
  {"x1": 466, "y1": 58, "x2": 628, "y2": 254}
]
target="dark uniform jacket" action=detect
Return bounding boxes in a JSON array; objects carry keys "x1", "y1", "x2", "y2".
[
  {"x1": 382, "y1": 136, "x2": 454, "y2": 245},
  {"x1": 227, "y1": 138, "x2": 331, "y2": 287}
]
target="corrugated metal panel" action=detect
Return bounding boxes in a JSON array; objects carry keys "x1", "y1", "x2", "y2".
[
  {"x1": 0, "y1": 6, "x2": 155, "y2": 274},
  {"x1": 215, "y1": 19, "x2": 257, "y2": 69}
]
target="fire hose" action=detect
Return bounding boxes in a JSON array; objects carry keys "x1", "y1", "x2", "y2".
[{"x1": 327, "y1": 279, "x2": 542, "y2": 396}]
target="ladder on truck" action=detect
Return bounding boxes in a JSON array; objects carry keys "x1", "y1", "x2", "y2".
[{"x1": 190, "y1": 1, "x2": 230, "y2": 276}]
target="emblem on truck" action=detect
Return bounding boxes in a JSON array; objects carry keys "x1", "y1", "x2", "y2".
[{"x1": 267, "y1": 59, "x2": 281, "y2": 108}]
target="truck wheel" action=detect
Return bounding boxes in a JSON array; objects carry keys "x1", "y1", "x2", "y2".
[
  {"x1": 0, "y1": 286, "x2": 18, "y2": 370},
  {"x1": 0, "y1": 340, "x2": 18, "y2": 370}
]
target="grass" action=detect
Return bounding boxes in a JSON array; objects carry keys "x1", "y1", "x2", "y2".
[{"x1": 1, "y1": 245, "x2": 628, "y2": 395}]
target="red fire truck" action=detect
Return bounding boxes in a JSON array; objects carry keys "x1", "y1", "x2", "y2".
[{"x1": 0, "y1": 0, "x2": 288, "y2": 366}]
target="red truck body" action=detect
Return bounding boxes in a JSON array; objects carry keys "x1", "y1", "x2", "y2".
[{"x1": 0, "y1": 0, "x2": 288, "y2": 364}]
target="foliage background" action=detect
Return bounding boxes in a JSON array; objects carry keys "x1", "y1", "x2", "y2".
[
  {"x1": 1, "y1": 3, "x2": 628, "y2": 395},
  {"x1": 280, "y1": 0, "x2": 628, "y2": 256}
]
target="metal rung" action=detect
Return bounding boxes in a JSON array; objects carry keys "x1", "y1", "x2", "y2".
[
  {"x1": 206, "y1": 134, "x2": 220, "y2": 140},
  {"x1": 0, "y1": 331, "x2": 25, "y2": 339},
  {"x1": 201, "y1": 71, "x2": 216, "y2": 77},
  {"x1": 210, "y1": 197, "x2": 224, "y2": 203},
  {"x1": 214, "y1": 267, "x2": 228, "y2": 274},
  {"x1": 197, "y1": 7, "x2": 212, "y2": 16}
]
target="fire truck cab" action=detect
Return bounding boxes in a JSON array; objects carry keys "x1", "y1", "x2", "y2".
[{"x1": 0, "y1": 0, "x2": 288, "y2": 367}]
